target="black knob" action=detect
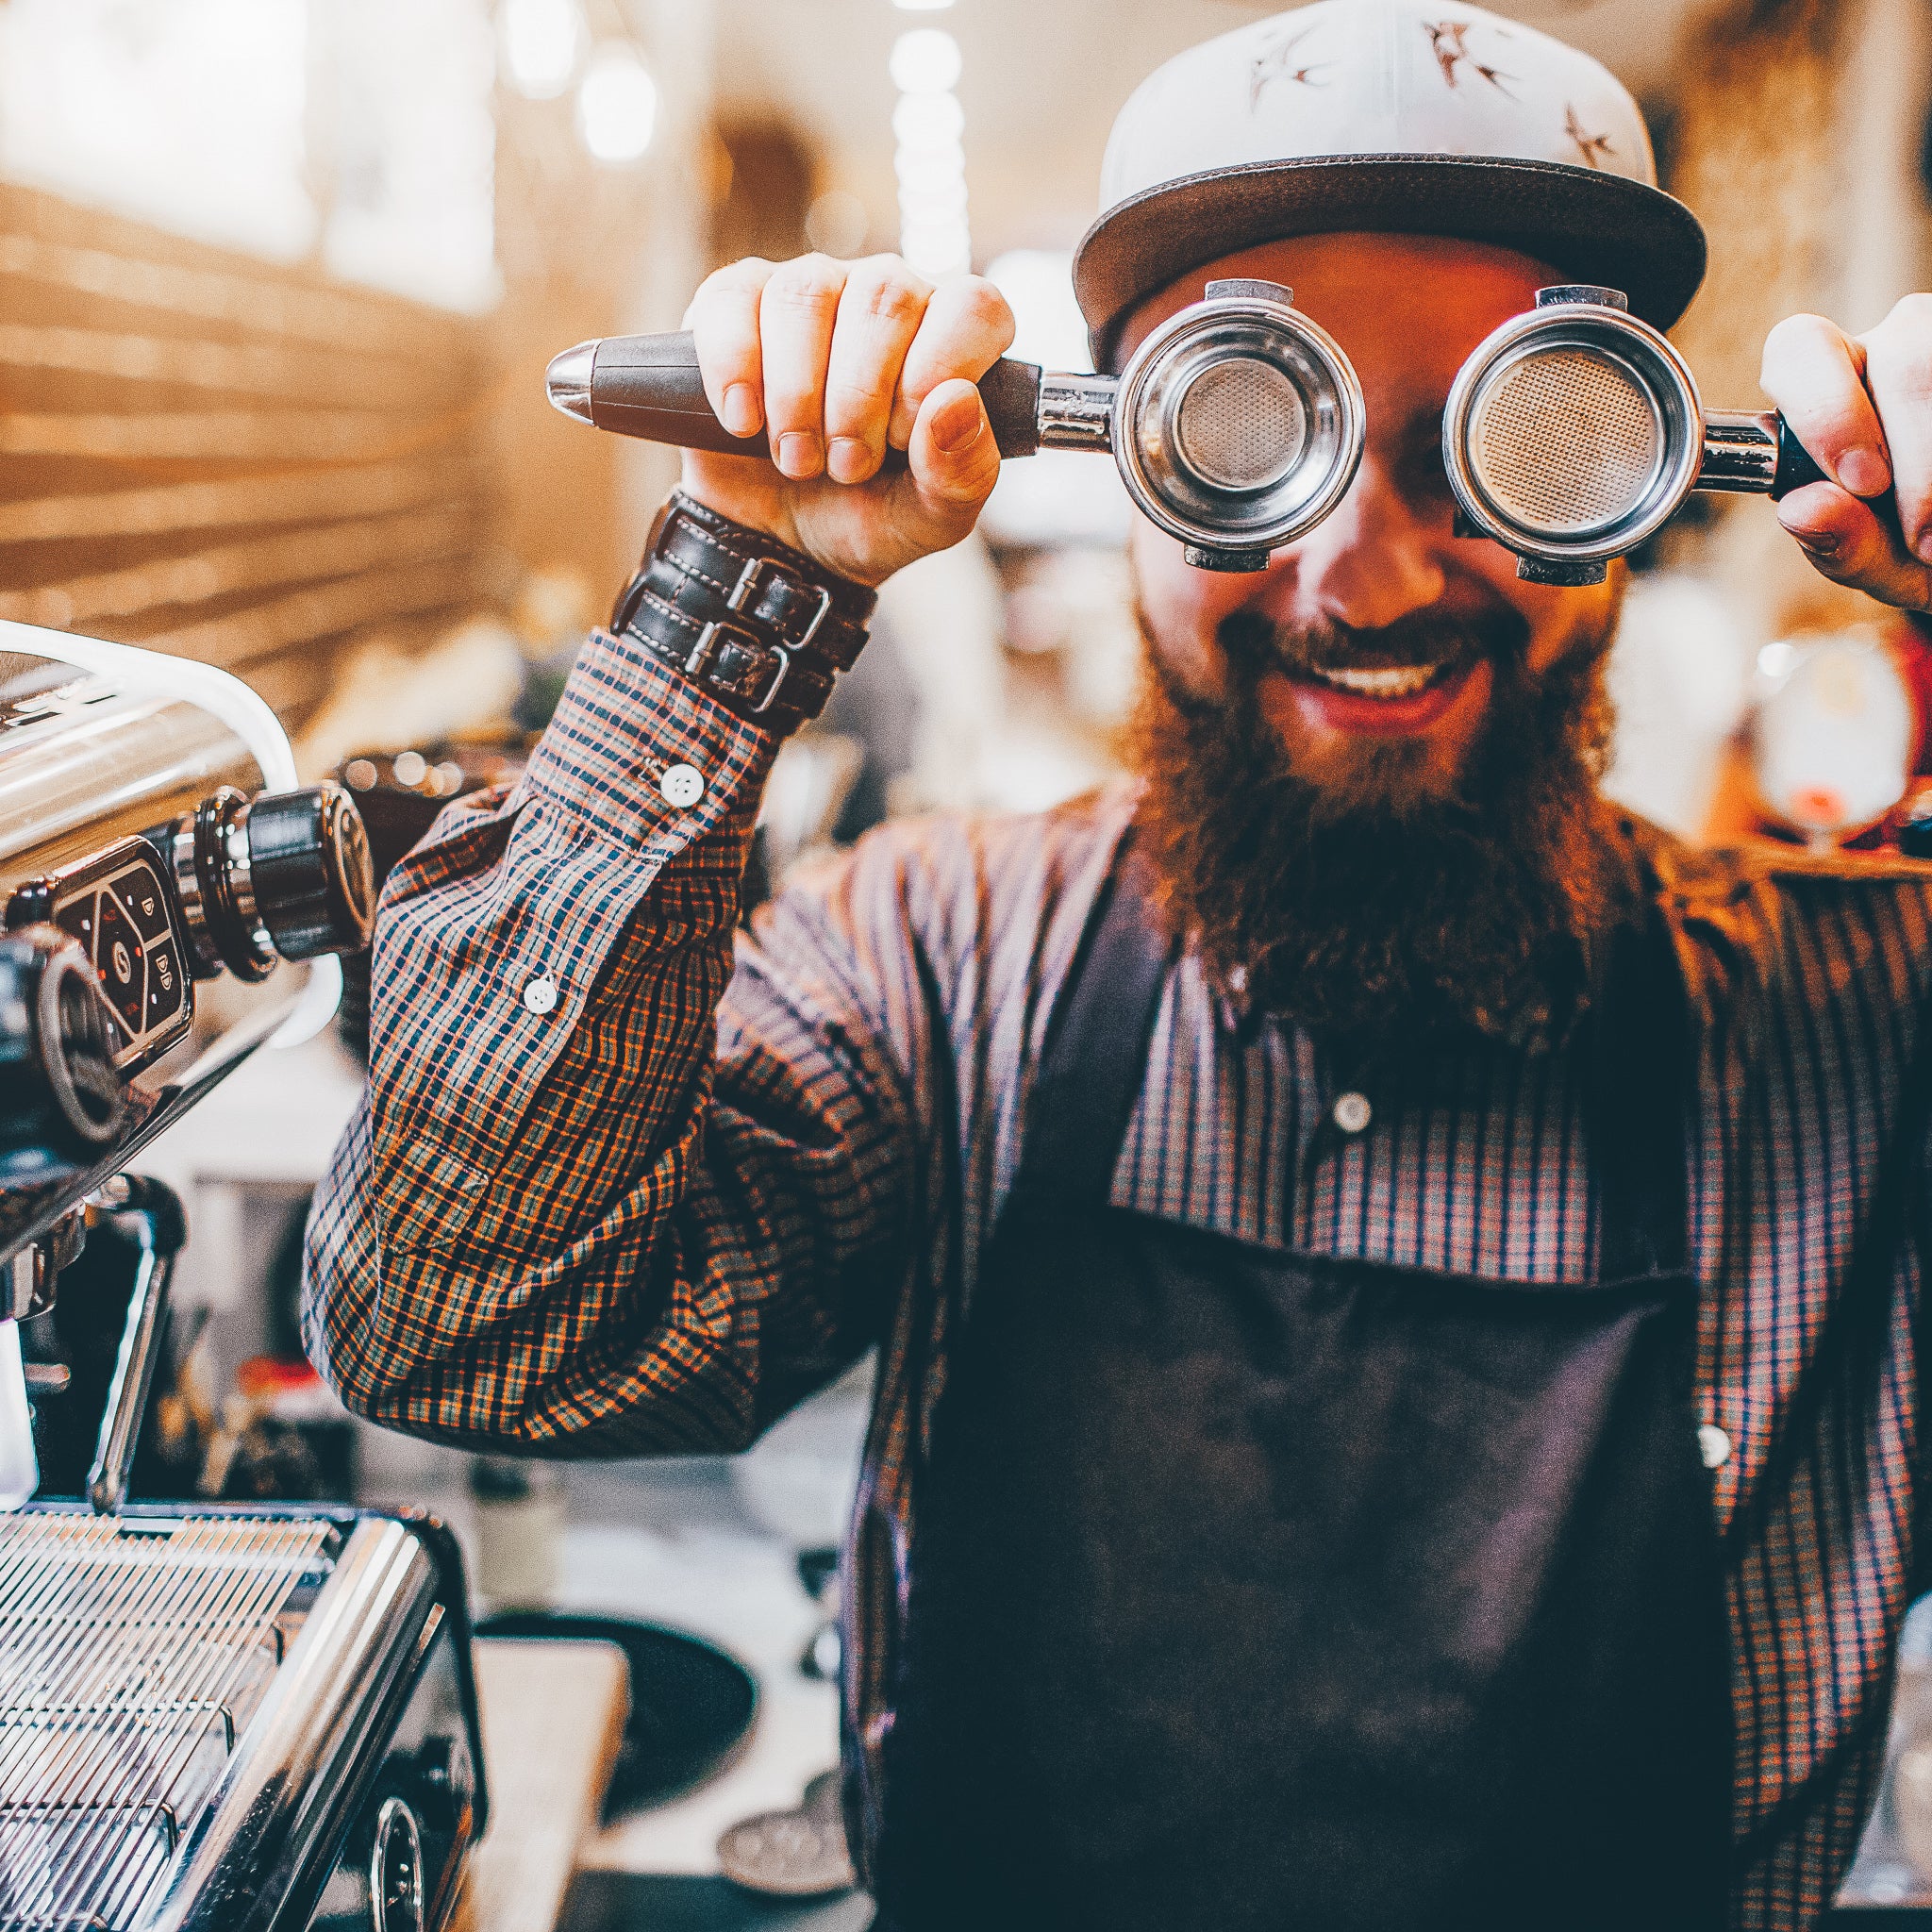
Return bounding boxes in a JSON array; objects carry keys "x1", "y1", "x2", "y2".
[
  {"x1": 410, "y1": 1735, "x2": 461, "y2": 1833},
  {"x1": 245, "y1": 785, "x2": 375, "y2": 961},
  {"x1": 1901, "y1": 797, "x2": 1932, "y2": 858},
  {"x1": 0, "y1": 926, "x2": 125, "y2": 1160}
]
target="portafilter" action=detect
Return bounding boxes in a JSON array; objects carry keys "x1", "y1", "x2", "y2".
[
  {"x1": 1442, "y1": 285, "x2": 1829, "y2": 584},
  {"x1": 546, "y1": 277, "x2": 1366, "y2": 575}
]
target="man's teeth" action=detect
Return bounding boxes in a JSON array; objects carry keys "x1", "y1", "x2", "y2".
[{"x1": 1304, "y1": 662, "x2": 1445, "y2": 698}]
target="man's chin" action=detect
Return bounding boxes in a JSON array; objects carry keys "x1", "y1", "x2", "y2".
[
  {"x1": 1128, "y1": 613, "x2": 1630, "y2": 1050},
  {"x1": 1255, "y1": 658, "x2": 1494, "y2": 819}
]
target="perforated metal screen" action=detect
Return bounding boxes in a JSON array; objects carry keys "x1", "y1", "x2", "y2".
[
  {"x1": 1468, "y1": 346, "x2": 1662, "y2": 536},
  {"x1": 1173, "y1": 356, "x2": 1306, "y2": 491}
]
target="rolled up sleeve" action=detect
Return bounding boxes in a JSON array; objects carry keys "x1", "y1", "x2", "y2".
[{"x1": 303, "y1": 624, "x2": 919, "y2": 1455}]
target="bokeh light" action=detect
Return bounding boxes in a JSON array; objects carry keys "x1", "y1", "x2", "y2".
[{"x1": 576, "y1": 41, "x2": 657, "y2": 165}]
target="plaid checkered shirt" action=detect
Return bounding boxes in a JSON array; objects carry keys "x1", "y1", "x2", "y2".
[{"x1": 304, "y1": 620, "x2": 1932, "y2": 1930}]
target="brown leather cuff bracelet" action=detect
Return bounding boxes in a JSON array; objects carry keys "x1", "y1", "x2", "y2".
[{"x1": 610, "y1": 491, "x2": 877, "y2": 737}]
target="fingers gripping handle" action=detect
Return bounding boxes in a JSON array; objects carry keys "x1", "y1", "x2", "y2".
[{"x1": 549, "y1": 331, "x2": 1044, "y2": 464}]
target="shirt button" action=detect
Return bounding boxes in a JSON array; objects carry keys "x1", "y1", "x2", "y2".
[
  {"x1": 521, "y1": 974, "x2": 558, "y2": 1016},
  {"x1": 658, "y1": 762, "x2": 706, "y2": 808},
  {"x1": 1332, "y1": 1091, "x2": 1372, "y2": 1135},
  {"x1": 1697, "y1": 1424, "x2": 1732, "y2": 1471}
]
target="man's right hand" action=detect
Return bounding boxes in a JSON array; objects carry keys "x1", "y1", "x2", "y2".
[{"x1": 682, "y1": 253, "x2": 1015, "y2": 588}]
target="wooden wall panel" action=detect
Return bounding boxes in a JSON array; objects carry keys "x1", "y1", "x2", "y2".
[{"x1": 0, "y1": 181, "x2": 491, "y2": 728}]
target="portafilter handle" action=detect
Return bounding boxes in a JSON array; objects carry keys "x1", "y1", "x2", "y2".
[
  {"x1": 546, "y1": 281, "x2": 1367, "y2": 575},
  {"x1": 1699, "y1": 411, "x2": 1829, "y2": 498},
  {"x1": 547, "y1": 330, "x2": 1058, "y2": 463},
  {"x1": 85, "y1": 1174, "x2": 186, "y2": 1516}
]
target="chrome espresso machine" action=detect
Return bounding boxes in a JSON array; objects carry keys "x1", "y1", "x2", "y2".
[{"x1": 0, "y1": 626, "x2": 487, "y2": 1932}]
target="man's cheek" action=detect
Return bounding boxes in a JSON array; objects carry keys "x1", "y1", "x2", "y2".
[{"x1": 1131, "y1": 527, "x2": 1260, "y2": 702}]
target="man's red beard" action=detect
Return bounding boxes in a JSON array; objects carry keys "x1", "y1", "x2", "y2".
[{"x1": 1128, "y1": 605, "x2": 1641, "y2": 1053}]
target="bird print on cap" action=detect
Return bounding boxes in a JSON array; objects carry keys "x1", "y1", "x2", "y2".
[
  {"x1": 1424, "y1": 17, "x2": 1517, "y2": 94},
  {"x1": 1563, "y1": 103, "x2": 1616, "y2": 167},
  {"x1": 1248, "y1": 22, "x2": 1335, "y2": 108}
]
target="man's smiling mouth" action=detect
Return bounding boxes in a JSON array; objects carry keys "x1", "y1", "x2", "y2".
[
  {"x1": 1298, "y1": 659, "x2": 1457, "y2": 699},
  {"x1": 1269, "y1": 643, "x2": 1485, "y2": 739}
]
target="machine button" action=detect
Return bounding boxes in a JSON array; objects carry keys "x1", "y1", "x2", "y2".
[
  {"x1": 145, "y1": 939, "x2": 184, "y2": 1025},
  {"x1": 95, "y1": 894, "x2": 145, "y2": 1036},
  {"x1": 116, "y1": 862, "x2": 172, "y2": 942},
  {"x1": 55, "y1": 892, "x2": 95, "y2": 953}
]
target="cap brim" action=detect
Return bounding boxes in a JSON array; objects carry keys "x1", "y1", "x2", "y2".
[{"x1": 1073, "y1": 155, "x2": 1707, "y2": 371}]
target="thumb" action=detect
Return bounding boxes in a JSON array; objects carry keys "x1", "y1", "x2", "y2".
[{"x1": 905, "y1": 377, "x2": 1001, "y2": 525}]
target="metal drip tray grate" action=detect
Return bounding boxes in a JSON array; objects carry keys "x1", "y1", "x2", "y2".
[{"x1": 0, "y1": 1512, "x2": 338, "y2": 1931}]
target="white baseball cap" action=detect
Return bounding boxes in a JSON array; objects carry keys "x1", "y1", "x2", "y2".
[{"x1": 1073, "y1": 0, "x2": 1707, "y2": 370}]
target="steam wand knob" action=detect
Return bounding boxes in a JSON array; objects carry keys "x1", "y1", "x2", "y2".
[{"x1": 173, "y1": 783, "x2": 375, "y2": 982}]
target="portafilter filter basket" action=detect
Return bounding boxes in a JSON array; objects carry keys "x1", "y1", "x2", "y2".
[
  {"x1": 1109, "y1": 278, "x2": 1364, "y2": 572},
  {"x1": 1443, "y1": 284, "x2": 1828, "y2": 585},
  {"x1": 546, "y1": 277, "x2": 1364, "y2": 574}
]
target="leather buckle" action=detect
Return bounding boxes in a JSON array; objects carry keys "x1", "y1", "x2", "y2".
[
  {"x1": 687, "y1": 618, "x2": 792, "y2": 714},
  {"x1": 727, "y1": 555, "x2": 833, "y2": 652}
]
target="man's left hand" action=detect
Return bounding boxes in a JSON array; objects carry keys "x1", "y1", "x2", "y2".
[{"x1": 1761, "y1": 295, "x2": 1932, "y2": 611}]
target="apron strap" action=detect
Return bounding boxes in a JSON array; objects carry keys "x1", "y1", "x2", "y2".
[
  {"x1": 1588, "y1": 896, "x2": 1692, "y2": 1281},
  {"x1": 1014, "y1": 829, "x2": 1175, "y2": 1207}
]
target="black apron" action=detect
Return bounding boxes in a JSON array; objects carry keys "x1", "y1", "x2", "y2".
[{"x1": 874, "y1": 845, "x2": 1732, "y2": 1931}]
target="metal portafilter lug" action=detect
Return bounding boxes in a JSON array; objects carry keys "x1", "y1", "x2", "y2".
[
  {"x1": 1444, "y1": 286, "x2": 1835, "y2": 581},
  {"x1": 545, "y1": 282, "x2": 1366, "y2": 573},
  {"x1": 1516, "y1": 556, "x2": 1610, "y2": 588},
  {"x1": 1535, "y1": 285, "x2": 1629, "y2": 312},
  {"x1": 1185, "y1": 545, "x2": 1274, "y2": 575}
]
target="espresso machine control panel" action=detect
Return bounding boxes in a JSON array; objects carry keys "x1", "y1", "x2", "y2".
[
  {"x1": 8, "y1": 839, "x2": 192, "y2": 1073},
  {"x1": 0, "y1": 781, "x2": 372, "y2": 1088}
]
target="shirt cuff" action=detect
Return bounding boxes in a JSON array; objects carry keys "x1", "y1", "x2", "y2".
[{"x1": 524, "y1": 624, "x2": 780, "y2": 853}]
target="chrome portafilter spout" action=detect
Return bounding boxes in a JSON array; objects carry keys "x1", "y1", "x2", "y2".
[
  {"x1": 0, "y1": 1178, "x2": 184, "y2": 1515},
  {"x1": 1, "y1": 1205, "x2": 88, "y2": 1509},
  {"x1": 1442, "y1": 285, "x2": 1827, "y2": 585},
  {"x1": 545, "y1": 278, "x2": 1366, "y2": 574}
]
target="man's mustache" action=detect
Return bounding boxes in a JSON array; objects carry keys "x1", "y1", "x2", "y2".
[{"x1": 1216, "y1": 606, "x2": 1533, "y2": 680}]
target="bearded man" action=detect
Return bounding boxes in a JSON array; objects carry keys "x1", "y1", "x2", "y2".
[{"x1": 304, "y1": 4, "x2": 1932, "y2": 1926}]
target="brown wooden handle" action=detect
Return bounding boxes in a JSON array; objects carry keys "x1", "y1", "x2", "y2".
[{"x1": 580, "y1": 331, "x2": 1043, "y2": 464}]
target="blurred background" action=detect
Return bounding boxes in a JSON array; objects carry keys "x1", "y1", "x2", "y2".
[
  {"x1": 0, "y1": 0, "x2": 1924, "y2": 834},
  {"x1": 7, "y1": 0, "x2": 1927, "y2": 1920}
]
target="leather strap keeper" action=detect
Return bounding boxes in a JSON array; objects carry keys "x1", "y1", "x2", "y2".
[{"x1": 611, "y1": 491, "x2": 876, "y2": 736}]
